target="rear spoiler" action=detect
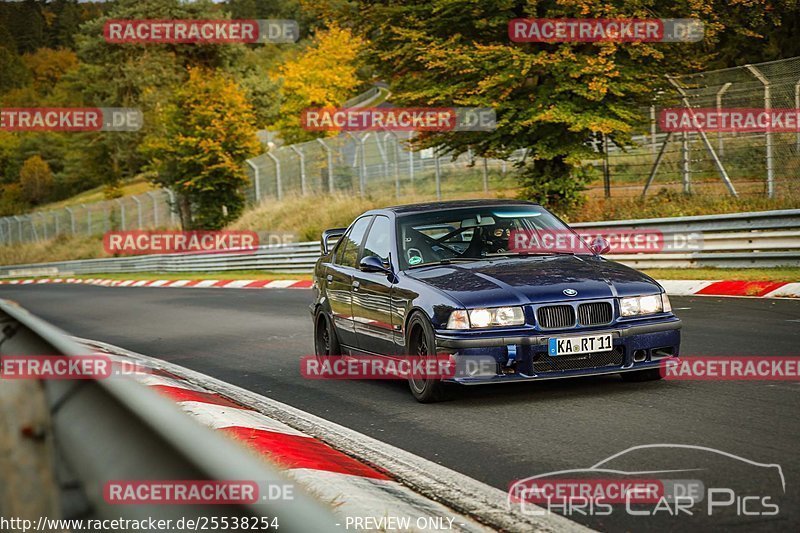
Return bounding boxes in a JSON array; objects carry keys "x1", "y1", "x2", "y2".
[{"x1": 321, "y1": 228, "x2": 347, "y2": 254}]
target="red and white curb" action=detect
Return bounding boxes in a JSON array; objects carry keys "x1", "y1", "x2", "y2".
[
  {"x1": 659, "y1": 280, "x2": 800, "y2": 298},
  {"x1": 0, "y1": 277, "x2": 312, "y2": 289},
  {"x1": 83, "y1": 339, "x2": 588, "y2": 533},
  {"x1": 3, "y1": 277, "x2": 797, "y2": 299}
]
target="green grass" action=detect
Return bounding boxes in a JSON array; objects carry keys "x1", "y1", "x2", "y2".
[{"x1": 643, "y1": 267, "x2": 800, "y2": 282}]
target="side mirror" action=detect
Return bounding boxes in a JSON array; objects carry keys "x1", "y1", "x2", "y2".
[
  {"x1": 589, "y1": 236, "x2": 611, "y2": 255},
  {"x1": 359, "y1": 255, "x2": 391, "y2": 273},
  {"x1": 321, "y1": 227, "x2": 347, "y2": 254}
]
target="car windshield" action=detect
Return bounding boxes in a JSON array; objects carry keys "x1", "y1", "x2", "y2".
[{"x1": 396, "y1": 205, "x2": 592, "y2": 269}]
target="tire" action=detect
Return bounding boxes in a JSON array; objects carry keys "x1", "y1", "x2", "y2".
[
  {"x1": 314, "y1": 311, "x2": 341, "y2": 357},
  {"x1": 621, "y1": 368, "x2": 663, "y2": 382},
  {"x1": 406, "y1": 313, "x2": 450, "y2": 403}
]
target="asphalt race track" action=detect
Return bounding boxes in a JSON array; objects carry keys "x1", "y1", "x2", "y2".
[{"x1": 2, "y1": 284, "x2": 798, "y2": 532}]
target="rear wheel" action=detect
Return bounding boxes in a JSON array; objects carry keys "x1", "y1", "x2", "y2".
[
  {"x1": 314, "y1": 311, "x2": 340, "y2": 357},
  {"x1": 407, "y1": 313, "x2": 449, "y2": 403},
  {"x1": 621, "y1": 368, "x2": 663, "y2": 382}
]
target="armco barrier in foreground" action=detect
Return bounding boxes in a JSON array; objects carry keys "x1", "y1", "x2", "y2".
[
  {"x1": 0, "y1": 299, "x2": 339, "y2": 531},
  {"x1": 0, "y1": 209, "x2": 799, "y2": 277}
]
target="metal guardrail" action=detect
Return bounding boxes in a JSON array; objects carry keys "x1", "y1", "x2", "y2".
[
  {"x1": 0, "y1": 299, "x2": 339, "y2": 530},
  {"x1": 0, "y1": 210, "x2": 799, "y2": 276}
]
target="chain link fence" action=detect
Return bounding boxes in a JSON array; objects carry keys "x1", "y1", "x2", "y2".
[
  {"x1": 600, "y1": 56, "x2": 800, "y2": 199},
  {"x1": 244, "y1": 132, "x2": 525, "y2": 203},
  {"x1": 0, "y1": 190, "x2": 178, "y2": 246},
  {"x1": 2, "y1": 58, "x2": 798, "y2": 246}
]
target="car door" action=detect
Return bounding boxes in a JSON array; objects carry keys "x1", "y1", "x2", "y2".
[
  {"x1": 351, "y1": 215, "x2": 397, "y2": 355},
  {"x1": 325, "y1": 215, "x2": 372, "y2": 349}
]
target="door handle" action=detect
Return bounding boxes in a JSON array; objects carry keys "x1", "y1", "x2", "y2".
[
  {"x1": 326, "y1": 274, "x2": 333, "y2": 284},
  {"x1": 352, "y1": 280, "x2": 360, "y2": 291}
]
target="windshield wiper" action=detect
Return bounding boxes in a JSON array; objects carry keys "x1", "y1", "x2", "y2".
[
  {"x1": 487, "y1": 251, "x2": 578, "y2": 257},
  {"x1": 407, "y1": 257, "x2": 490, "y2": 268}
]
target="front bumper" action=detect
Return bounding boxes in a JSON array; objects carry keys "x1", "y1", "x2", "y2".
[{"x1": 435, "y1": 317, "x2": 681, "y2": 384}]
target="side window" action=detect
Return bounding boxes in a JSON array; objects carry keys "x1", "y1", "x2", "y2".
[
  {"x1": 337, "y1": 216, "x2": 372, "y2": 268},
  {"x1": 362, "y1": 216, "x2": 392, "y2": 263}
]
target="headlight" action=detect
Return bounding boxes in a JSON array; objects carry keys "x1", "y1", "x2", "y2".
[
  {"x1": 620, "y1": 294, "x2": 668, "y2": 317},
  {"x1": 446, "y1": 307, "x2": 525, "y2": 329}
]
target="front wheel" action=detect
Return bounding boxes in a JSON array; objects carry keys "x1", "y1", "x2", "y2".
[
  {"x1": 314, "y1": 311, "x2": 340, "y2": 357},
  {"x1": 406, "y1": 313, "x2": 450, "y2": 403},
  {"x1": 620, "y1": 368, "x2": 663, "y2": 382}
]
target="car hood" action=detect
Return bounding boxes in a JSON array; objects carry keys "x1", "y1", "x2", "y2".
[{"x1": 405, "y1": 255, "x2": 661, "y2": 308}]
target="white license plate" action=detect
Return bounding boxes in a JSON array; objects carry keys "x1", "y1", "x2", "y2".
[{"x1": 548, "y1": 334, "x2": 613, "y2": 356}]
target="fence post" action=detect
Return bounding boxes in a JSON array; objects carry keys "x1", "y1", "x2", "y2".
[
  {"x1": 82, "y1": 204, "x2": 91, "y2": 234},
  {"x1": 53, "y1": 211, "x2": 59, "y2": 236},
  {"x1": 650, "y1": 105, "x2": 657, "y2": 160},
  {"x1": 13, "y1": 216, "x2": 22, "y2": 242},
  {"x1": 681, "y1": 131, "x2": 690, "y2": 193},
  {"x1": 165, "y1": 189, "x2": 178, "y2": 226},
  {"x1": 434, "y1": 147, "x2": 442, "y2": 200},
  {"x1": 266, "y1": 151, "x2": 282, "y2": 201},
  {"x1": 245, "y1": 159, "x2": 260, "y2": 202},
  {"x1": 116, "y1": 199, "x2": 126, "y2": 230},
  {"x1": 146, "y1": 192, "x2": 159, "y2": 227},
  {"x1": 65, "y1": 207, "x2": 75, "y2": 235},
  {"x1": 0, "y1": 218, "x2": 7, "y2": 245},
  {"x1": 482, "y1": 157, "x2": 489, "y2": 192},
  {"x1": 666, "y1": 75, "x2": 737, "y2": 197},
  {"x1": 316, "y1": 138, "x2": 335, "y2": 193},
  {"x1": 407, "y1": 133, "x2": 415, "y2": 189},
  {"x1": 384, "y1": 132, "x2": 401, "y2": 199},
  {"x1": 794, "y1": 78, "x2": 800, "y2": 153},
  {"x1": 746, "y1": 64, "x2": 773, "y2": 198},
  {"x1": 38, "y1": 213, "x2": 47, "y2": 241},
  {"x1": 716, "y1": 82, "x2": 732, "y2": 158},
  {"x1": 131, "y1": 195, "x2": 143, "y2": 229},
  {"x1": 602, "y1": 133, "x2": 611, "y2": 198},
  {"x1": 290, "y1": 145, "x2": 307, "y2": 196}
]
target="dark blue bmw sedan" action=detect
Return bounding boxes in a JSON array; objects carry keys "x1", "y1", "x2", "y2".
[{"x1": 311, "y1": 200, "x2": 681, "y2": 402}]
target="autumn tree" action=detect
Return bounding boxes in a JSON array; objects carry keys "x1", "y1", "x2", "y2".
[
  {"x1": 144, "y1": 68, "x2": 261, "y2": 229},
  {"x1": 19, "y1": 155, "x2": 54, "y2": 205},
  {"x1": 330, "y1": 0, "x2": 791, "y2": 214},
  {"x1": 272, "y1": 24, "x2": 367, "y2": 143}
]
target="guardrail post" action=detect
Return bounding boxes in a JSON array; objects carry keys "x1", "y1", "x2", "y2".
[
  {"x1": 746, "y1": 64, "x2": 773, "y2": 198},
  {"x1": 290, "y1": 145, "x2": 307, "y2": 196},
  {"x1": 245, "y1": 159, "x2": 260, "y2": 202},
  {"x1": 266, "y1": 151, "x2": 282, "y2": 201},
  {"x1": 65, "y1": 207, "x2": 75, "y2": 235},
  {"x1": 316, "y1": 138, "x2": 335, "y2": 193},
  {"x1": 716, "y1": 82, "x2": 732, "y2": 157},
  {"x1": 131, "y1": 195, "x2": 143, "y2": 229}
]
